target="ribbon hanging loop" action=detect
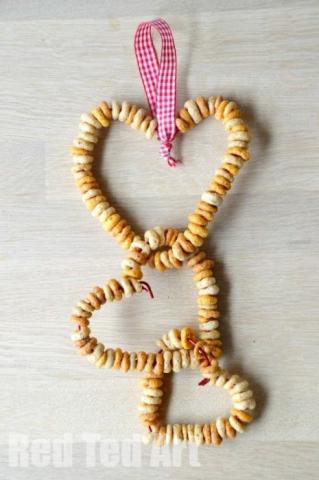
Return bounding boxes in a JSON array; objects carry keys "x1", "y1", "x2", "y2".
[{"x1": 134, "y1": 18, "x2": 179, "y2": 167}]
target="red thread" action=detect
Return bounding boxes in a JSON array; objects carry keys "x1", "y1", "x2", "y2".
[
  {"x1": 188, "y1": 338, "x2": 210, "y2": 365},
  {"x1": 188, "y1": 337, "x2": 212, "y2": 386},
  {"x1": 140, "y1": 281, "x2": 154, "y2": 299},
  {"x1": 198, "y1": 378, "x2": 210, "y2": 386}
]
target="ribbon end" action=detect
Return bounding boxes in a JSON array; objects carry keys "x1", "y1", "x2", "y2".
[
  {"x1": 167, "y1": 156, "x2": 178, "y2": 168},
  {"x1": 160, "y1": 140, "x2": 181, "y2": 168}
]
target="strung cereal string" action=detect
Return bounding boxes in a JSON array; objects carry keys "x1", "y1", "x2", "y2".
[
  {"x1": 68, "y1": 16, "x2": 258, "y2": 448},
  {"x1": 69, "y1": 99, "x2": 254, "y2": 445}
]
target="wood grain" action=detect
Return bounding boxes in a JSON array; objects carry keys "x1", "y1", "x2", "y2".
[{"x1": 1, "y1": 1, "x2": 319, "y2": 478}]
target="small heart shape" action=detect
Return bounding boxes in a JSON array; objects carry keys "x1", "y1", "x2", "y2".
[
  {"x1": 70, "y1": 237, "x2": 222, "y2": 372},
  {"x1": 139, "y1": 365, "x2": 256, "y2": 446}
]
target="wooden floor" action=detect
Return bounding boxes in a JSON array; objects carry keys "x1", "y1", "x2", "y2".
[{"x1": 1, "y1": 1, "x2": 319, "y2": 478}]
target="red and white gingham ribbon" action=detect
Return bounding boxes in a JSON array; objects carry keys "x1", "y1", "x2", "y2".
[{"x1": 134, "y1": 19, "x2": 178, "y2": 167}]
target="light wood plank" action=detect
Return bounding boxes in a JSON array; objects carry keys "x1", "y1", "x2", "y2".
[{"x1": 1, "y1": 1, "x2": 319, "y2": 478}]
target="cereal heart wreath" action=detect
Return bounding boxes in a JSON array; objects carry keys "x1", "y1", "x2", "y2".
[
  {"x1": 71, "y1": 94, "x2": 248, "y2": 254},
  {"x1": 71, "y1": 243, "x2": 223, "y2": 371},
  {"x1": 139, "y1": 359, "x2": 256, "y2": 446},
  {"x1": 69, "y1": 18, "x2": 258, "y2": 446}
]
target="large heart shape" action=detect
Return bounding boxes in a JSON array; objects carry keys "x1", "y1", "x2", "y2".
[
  {"x1": 138, "y1": 364, "x2": 256, "y2": 446},
  {"x1": 70, "y1": 95, "x2": 251, "y2": 259}
]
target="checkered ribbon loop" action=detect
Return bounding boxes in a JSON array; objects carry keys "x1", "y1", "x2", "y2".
[{"x1": 134, "y1": 18, "x2": 179, "y2": 167}]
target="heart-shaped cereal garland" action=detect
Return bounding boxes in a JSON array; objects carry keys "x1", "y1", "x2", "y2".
[
  {"x1": 71, "y1": 94, "x2": 249, "y2": 255},
  {"x1": 139, "y1": 363, "x2": 256, "y2": 446},
  {"x1": 69, "y1": 18, "x2": 257, "y2": 446},
  {"x1": 71, "y1": 233, "x2": 222, "y2": 371}
]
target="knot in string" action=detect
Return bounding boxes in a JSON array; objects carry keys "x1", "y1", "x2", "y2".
[{"x1": 160, "y1": 139, "x2": 178, "y2": 167}]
